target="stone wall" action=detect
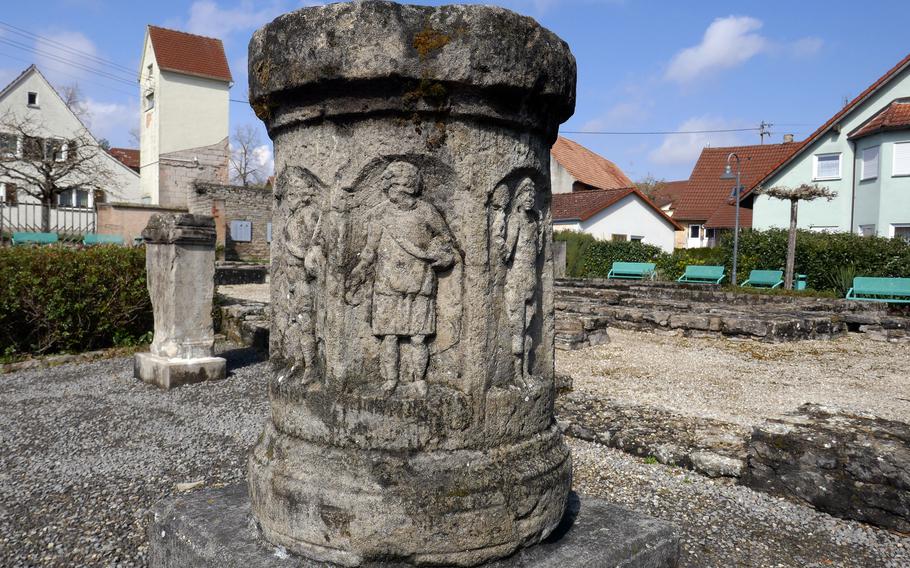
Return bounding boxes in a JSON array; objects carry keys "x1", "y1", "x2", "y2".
[
  {"x1": 158, "y1": 138, "x2": 230, "y2": 209},
  {"x1": 96, "y1": 202, "x2": 187, "y2": 244},
  {"x1": 189, "y1": 182, "x2": 271, "y2": 261}
]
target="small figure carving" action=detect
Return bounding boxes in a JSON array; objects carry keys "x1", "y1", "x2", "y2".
[
  {"x1": 500, "y1": 177, "x2": 540, "y2": 381},
  {"x1": 347, "y1": 161, "x2": 455, "y2": 395}
]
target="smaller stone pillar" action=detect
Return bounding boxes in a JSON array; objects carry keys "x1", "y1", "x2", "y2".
[{"x1": 134, "y1": 213, "x2": 226, "y2": 389}]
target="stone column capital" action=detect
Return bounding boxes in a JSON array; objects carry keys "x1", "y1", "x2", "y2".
[{"x1": 142, "y1": 213, "x2": 217, "y2": 246}]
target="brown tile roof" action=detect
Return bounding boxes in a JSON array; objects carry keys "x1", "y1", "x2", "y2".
[
  {"x1": 108, "y1": 147, "x2": 140, "y2": 172},
  {"x1": 743, "y1": 51, "x2": 910, "y2": 199},
  {"x1": 551, "y1": 136, "x2": 633, "y2": 190},
  {"x1": 552, "y1": 187, "x2": 682, "y2": 230},
  {"x1": 848, "y1": 100, "x2": 910, "y2": 139},
  {"x1": 651, "y1": 179, "x2": 688, "y2": 208},
  {"x1": 674, "y1": 143, "x2": 801, "y2": 224},
  {"x1": 704, "y1": 204, "x2": 752, "y2": 229},
  {"x1": 148, "y1": 25, "x2": 232, "y2": 83}
]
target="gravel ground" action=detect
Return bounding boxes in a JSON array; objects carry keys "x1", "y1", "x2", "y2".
[
  {"x1": 0, "y1": 346, "x2": 269, "y2": 568},
  {"x1": 2, "y1": 345, "x2": 908, "y2": 567},
  {"x1": 217, "y1": 283, "x2": 270, "y2": 304},
  {"x1": 557, "y1": 328, "x2": 910, "y2": 427}
]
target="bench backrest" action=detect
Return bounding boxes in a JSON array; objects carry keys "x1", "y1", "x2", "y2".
[
  {"x1": 852, "y1": 277, "x2": 910, "y2": 296},
  {"x1": 611, "y1": 261, "x2": 655, "y2": 274},
  {"x1": 748, "y1": 269, "x2": 783, "y2": 285},
  {"x1": 683, "y1": 265, "x2": 725, "y2": 279},
  {"x1": 83, "y1": 233, "x2": 125, "y2": 245},
  {"x1": 12, "y1": 232, "x2": 58, "y2": 245}
]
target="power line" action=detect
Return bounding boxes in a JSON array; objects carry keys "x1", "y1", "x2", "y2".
[
  {"x1": 562, "y1": 127, "x2": 762, "y2": 135},
  {"x1": 0, "y1": 36, "x2": 135, "y2": 87},
  {"x1": 0, "y1": 20, "x2": 135, "y2": 76},
  {"x1": 0, "y1": 49, "x2": 137, "y2": 98}
]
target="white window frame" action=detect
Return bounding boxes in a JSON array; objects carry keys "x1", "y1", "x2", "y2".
[
  {"x1": 57, "y1": 188, "x2": 91, "y2": 210},
  {"x1": 860, "y1": 146, "x2": 879, "y2": 181},
  {"x1": 858, "y1": 224, "x2": 876, "y2": 237},
  {"x1": 630, "y1": 235, "x2": 644, "y2": 243},
  {"x1": 689, "y1": 224, "x2": 701, "y2": 239},
  {"x1": 893, "y1": 141, "x2": 910, "y2": 177},
  {"x1": 26, "y1": 91, "x2": 38, "y2": 107},
  {"x1": 813, "y1": 152, "x2": 842, "y2": 181},
  {"x1": 890, "y1": 223, "x2": 910, "y2": 241}
]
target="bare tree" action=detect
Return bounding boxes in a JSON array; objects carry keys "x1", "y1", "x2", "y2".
[
  {"x1": 229, "y1": 124, "x2": 267, "y2": 187},
  {"x1": 0, "y1": 112, "x2": 114, "y2": 232},
  {"x1": 59, "y1": 83, "x2": 90, "y2": 123},
  {"x1": 634, "y1": 174, "x2": 666, "y2": 200},
  {"x1": 756, "y1": 184, "x2": 837, "y2": 289}
]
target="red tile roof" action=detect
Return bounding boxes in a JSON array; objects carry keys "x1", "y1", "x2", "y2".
[
  {"x1": 704, "y1": 204, "x2": 752, "y2": 229},
  {"x1": 651, "y1": 179, "x2": 688, "y2": 208},
  {"x1": 673, "y1": 143, "x2": 801, "y2": 224},
  {"x1": 148, "y1": 25, "x2": 232, "y2": 83},
  {"x1": 108, "y1": 147, "x2": 140, "y2": 172},
  {"x1": 848, "y1": 100, "x2": 910, "y2": 139},
  {"x1": 551, "y1": 136, "x2": 633, "y2": 190},
  {"x1": 552, "y1": 187, "x2": 682, "y2": 230},
  {"x1": 742, "y1": 51, "x2": 910, "y2": 199}
]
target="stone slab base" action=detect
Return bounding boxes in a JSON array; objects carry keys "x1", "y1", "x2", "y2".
[
  {"x1": 134, "y1": 352, "x2": 226, "y2": 390},
  {"x1": 148, "y1": 484, "x2": 679, "y2": 568}
]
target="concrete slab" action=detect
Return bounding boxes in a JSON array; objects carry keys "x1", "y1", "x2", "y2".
[
  {"x1": 148, "y1": 484, "x2": 680, "y2": 568},
  {"x1": 134, "y1": 352, "x2": 226, "y2": 390}
]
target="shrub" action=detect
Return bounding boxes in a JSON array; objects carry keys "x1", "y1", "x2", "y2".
[
  {"x1": 0, "y1": 245, "x2": 152, "y2": 359},
  {"x1": 554, "y1": 230, "x2": 597, "y2": 277},
  {"x1": 580, "y1": 240, "x2": 664, "y2": 278}
]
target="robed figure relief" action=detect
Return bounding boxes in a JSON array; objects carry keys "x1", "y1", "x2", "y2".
[
  {"x1": 347, "y1": 161, "x2": 455, "y2": 396},
  {"x1": 496, "y1": 177, "x2": 541, "y2": 382}
]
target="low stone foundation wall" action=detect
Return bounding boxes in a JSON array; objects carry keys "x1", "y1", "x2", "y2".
[
  {"x1": 556, "y1": 279, "x2": 910, "y2": 342},
  {"x1": 214, "y1": 297, "x2": 268, "y2": 353},
  {"x1": 214, "y1": 263, "x2": 268, "y2": 286}
]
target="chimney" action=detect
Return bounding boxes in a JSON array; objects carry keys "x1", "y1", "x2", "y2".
[{"x1": 783, "y1": 133, "x2": 794, "y2": 143}]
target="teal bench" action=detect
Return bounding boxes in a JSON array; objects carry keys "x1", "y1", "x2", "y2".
[
  {"x1": 11, "y1": 232, "x2": 58, "y2": 245},
  {"x1": 83, "y1": 233, "x2": 124, "y2": 246},
  {"x1": 741, "y1": 269, "x2": 784, "y2": 288},
  {"x1": 846, "y1": 277, "x2": 910, "y2": 303},
  {"x1": 607, "y1": 261, "x2": 656, "y2": 280},
  {"x1": 677, "y1": 265, "x2": 725, "y2": 284}
]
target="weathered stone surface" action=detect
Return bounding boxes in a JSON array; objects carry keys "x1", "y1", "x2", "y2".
[
  {"x1": 135, "y1": 213, "x2": 225, "y2": 389},
  {"x1": 743, "y1": 404, "x2": 910, "y2": 533},
  {"x1": 243, "y1": 2, "x2": 577, "y2": 565},
  {"x1": 148, "y1": 485, "x2": 680, "y2": 568}
]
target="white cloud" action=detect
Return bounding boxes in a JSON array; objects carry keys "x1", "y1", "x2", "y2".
[
  {"x1": 649, "y1": 116, "x2": 745, "y2": 166},
  {"x1": 666, "y1": 16, "x2": 767, "y2": 84},
  {"x1": 185, "y1": 1, "x2": 286, "y2": 39},
  {"x1": 252, "y1": 143, "x2": 274, "y2": 177},
  {"x1": 82, "y1": 99, "x2": 138, "y2": 146},
  {"x1": 581, "y1": 100, "x2": 650, "y2": 131},
  {"x1": 790, "y1": 36, "x2": 824, "y2": 58},
  {"x1": 34, "y1": 30, "x2": 99, "y2": 83}
]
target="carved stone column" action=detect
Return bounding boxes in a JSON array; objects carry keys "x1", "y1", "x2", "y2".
[
  {"x1": 134, "y1": 213, "x2": 226, "y2": 389},
  {"x1": 248, "y1": 2, "x2": 575, "y2": 566}
]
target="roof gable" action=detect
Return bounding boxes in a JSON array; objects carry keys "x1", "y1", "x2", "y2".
[
  {"x1": 552, "y1": 187, "x2": 682, "y2": 230},
  {"x1": 848, "y1": 100, "x2": 910, "y2": 139},
  {"x1": 550, "y1": 136, "x2": 632, "y2": 190},
  {"x1": 147, "y1": 26, "x2": 232, "y2": 83},
  {"x1": 674, "y1": 143, "x2": 800, "y2": 222}
]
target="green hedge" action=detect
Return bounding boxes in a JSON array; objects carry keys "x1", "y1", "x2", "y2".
[
  {"x1": 0, "y1": 245, "x2": 152, "y2": 359},
  {"x1": 561, "y1": 229, "x2": 910, "y2": 292},
  {"x1": 554, "y1": 230, "x2": 597, "y2": 277}
]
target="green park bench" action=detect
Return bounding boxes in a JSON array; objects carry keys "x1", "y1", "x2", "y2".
[
  {"x1": 607, "y1": 261, "x2": 656, "y2": 280},
  {"x1": 11, "y1": 232, "x2": 58, "y2": 245},
  {"x1": 741, "y1": 269, "x2": 784, "y2": 288},
  {"x1": 845, "y1": 277, "x2": 910, "y2": 303},
  {"x1": 83, "y1": 233, "x2": 125, "y2": 246},
  {"x1": 677, "y1": 265, "x2": 726, "y2": 284}
]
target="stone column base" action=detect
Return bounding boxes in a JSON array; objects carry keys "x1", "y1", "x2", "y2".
[
  {"x1": 134, "y1": 352, "x2": 226, "y2": 390},
  {"x1": 147, "y1": 484, "x2": 680, "y2": 568}
]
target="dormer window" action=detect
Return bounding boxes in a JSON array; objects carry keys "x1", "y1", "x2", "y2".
[{"x1": 27, "y1": 92, "x2": 38, "y2": 107}]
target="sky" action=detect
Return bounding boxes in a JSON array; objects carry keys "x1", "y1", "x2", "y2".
[{"x1": 2, "y1": 0, "x2": 908, "y2": 182}]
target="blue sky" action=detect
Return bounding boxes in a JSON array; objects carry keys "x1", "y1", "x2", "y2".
[{"x1": 2, "y1": 0, "x2": 908, "y2": 182}]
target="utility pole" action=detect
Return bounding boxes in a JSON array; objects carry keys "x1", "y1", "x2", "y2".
[{"x1": 759, "y1": 121, "x2": 773, "y2": 144}]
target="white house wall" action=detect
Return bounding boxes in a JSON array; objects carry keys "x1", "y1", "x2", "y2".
[
  {"x1": 139, "y1": 34, "x2": 159, "y2": 204},
  {"x1": 157, "y1": 71, "x2": 229, "y2": 155},
  {"x1": 753, "y1": 65, "x2": 910, "y2": 234},
  {"x1": 575, "y1": 194, "x2": 676, "y2": 252},
  {"x1": 549, "y1": 155, "x2": 576, "y2": 194}
]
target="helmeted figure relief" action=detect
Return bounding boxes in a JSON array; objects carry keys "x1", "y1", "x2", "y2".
[
  {"x1": 499, "y1": 177, "x2": 541, "y2": 381},
  {"x1": 347, "y1": 161, "x2": 455, "y2": 395}
]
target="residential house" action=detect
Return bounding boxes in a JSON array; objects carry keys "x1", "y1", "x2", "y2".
[
  {"x1": 651, "y1": 179, "x2": 688, "y2": 217},
  {"x1": 139, "y1": 25, "x2": 232, "y2": 208},
  {"x1": 0, "y1": 65, "x2": 141, "y2": 234},
  {"x1": 672, "y1": 142, "x2": 799, "y2": 248},
  {"x1": 746, "y1": 52, "x2": 910, "y2": 240},
  {"x1": 550, "y1": 136, "x2": 632, "y2": 193}
]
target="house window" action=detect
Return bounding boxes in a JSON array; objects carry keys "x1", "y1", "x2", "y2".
[
  {"x1": 145, "y1": 90, "x2": 155, "y2": 111},
  {"x1": 0, "y1": 132, "x2": 17, "y2": 157},
  {"x1": 892, "y1": 224, "x2": 910, "y2": 243},
  {"x1": 0, "y1": 183, "x2": 17, "y2": 206},
  {"x1": 57, "y1": 188, "x2": 90, "y2": 209},
  {"x1": 44, "y1": 138, "x2": 68, "y2": 162},
  {"x1": 689, "y1": 224, "x2": 701, "y2": 239},
  {"x1": 813, "y1": 153, "x2": 841, "y2": 180},
  {"x1": 859, "y1": 224, "x2": 876, "y2": 237},
  {"x1": 894, "y1": 142, "x2": 910, "y2": 177},
  {"x1": 611, "y1": 234, "x2": 627, "y2": 242},
  {"x1": 27, "y1": 91, "x2": 38, "y2": 107},
  {"x1": 630, "y1": 235, "x2": 644, "y2": 243},
  {"x1": 861, "y1": 146, "x2": 879, "y2": 181},
  {"x1": 705, "y1": 228, "x2": 717, "y2": 240}
]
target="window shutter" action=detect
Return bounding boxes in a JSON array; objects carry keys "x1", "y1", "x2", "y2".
[
  {"x1": 229, "y1": 220, "x2": 253, "y2": 242},
  {"x1": 894, "y1": 142, "x2": 910, "y2": 177},
  {"x1": 861, "y1": 146, "x2": 879, "y2": 180},
  {"x1": 815, "y1": 154, "x2": 840, "y2": 179}
]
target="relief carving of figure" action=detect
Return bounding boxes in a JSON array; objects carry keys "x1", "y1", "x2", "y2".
[
  {"x1": 499, "y1": 177, "x2": 540, "y2": 381},
  {"x1": 346, "y1": 161, "x2": 455, "y2": 396}
]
